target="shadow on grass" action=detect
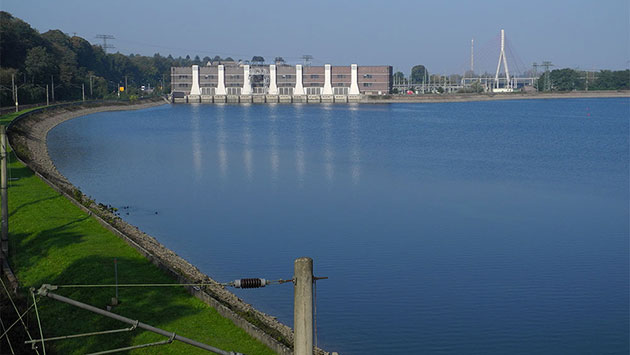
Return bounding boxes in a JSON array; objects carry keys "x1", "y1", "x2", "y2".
[
  {"x1": 30, "y1": 255, "x2": 209, "y2": 355},
  {"x1": 9, "y1": 194, "x2": 62, "y2": 217},
  {"x1": 7, "y1": 165, "x2": 34, "y2": 179},
  {"x1": 10, "y1": 216, "x2": 91, "y2": 276}
]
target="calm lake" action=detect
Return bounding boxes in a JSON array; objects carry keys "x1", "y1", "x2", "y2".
[{"x1": 48, "y1": 99, "x2": 629, "y2": 354}]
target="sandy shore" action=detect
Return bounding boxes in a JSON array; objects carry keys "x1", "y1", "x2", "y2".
[
  {"x1": 362, "y1": 90, "x2": 630, "y2": 103},
  {"x1": 8, "y1": 100, "x2": 299, "y2": 355}
]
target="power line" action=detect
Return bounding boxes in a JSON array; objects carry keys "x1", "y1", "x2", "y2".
[
  {"x1": 34, "y1": 285, "x2": 242, "y2": 355},
  {"x1": 95, "y1": 34, "x2": 115, "y2": 54}
]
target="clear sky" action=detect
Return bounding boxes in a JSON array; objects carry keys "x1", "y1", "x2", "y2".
[{"x1": 3, "y1": 0, "x2": 629, "y2": 75}]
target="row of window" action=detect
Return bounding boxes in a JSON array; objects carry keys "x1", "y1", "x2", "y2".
[
  {"x1": 306, "y1": 87, "x2": 321, "y2": 95},
  {"x1": 178, "y1": 73, "x2": 384, "y2": 82},
  {"x1": 227, "y1": 87, "x2": 241, "y2": 95},
  {"x1": 279, "y1": 87, "x2": 293, "y2": 95},
  {"x1": 201, "y1": 87, "x2": 215, "y2": 95},
  {"x1": 333, "y1": 87, "x2": 349, "y2": 95}
]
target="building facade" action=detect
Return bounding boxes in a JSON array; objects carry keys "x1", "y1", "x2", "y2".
[{"x1": 171, "y1": 62, "x2": 392, "y2": 103}]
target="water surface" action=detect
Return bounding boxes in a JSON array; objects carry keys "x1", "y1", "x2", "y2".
[{"x1": 48, "y1": 99, "x2": 629, "y2": 354}]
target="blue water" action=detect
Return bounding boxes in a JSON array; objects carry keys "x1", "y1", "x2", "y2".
[{"x1": 48, "y1": 99, "x2": 629, "y2": 354}]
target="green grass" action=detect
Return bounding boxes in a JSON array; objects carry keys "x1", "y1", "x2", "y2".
[{"x1": 1, "y1": 108, "x2": 275, "y2": 354}]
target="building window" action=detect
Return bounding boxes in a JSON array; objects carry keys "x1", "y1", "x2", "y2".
[
  {"x1": 336, "y1": 74, "x2": 346, "y2": 78},
  {"x1": 310, "y1": 75, "x2": 319, "y2": 79},
  {"x1": 178, "y1": 75, "x2": 189, "y2": 79},
  {"x1": 306, "y1": 87, "x2": 321, "y2": 95},
  {"x1": 204, "y1": 75, "x2": 215, "y2": 79},
  {"x1": 333, "y1": 87, "x2": 349, "y2": 95},
  {"x1": 201, "y1": 87, "x2": 215, "y2": 95},
  {"x1": 363, "y1": 74, "x2": 373, "y2": 79},
  {"x1": 227, "y1": 87, "x2": 242, "y2": 95},
  {"x1": 362, "y1": 83, "x2": 373, "y2": 87},
  {"x1": 279, "y1": 87, "x2": 294, "y2": 95},
  {"x1": 252, "y1": 87, "x2": 266, "y2": 94}
]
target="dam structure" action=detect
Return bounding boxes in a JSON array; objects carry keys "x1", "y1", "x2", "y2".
[{"x1": 171, "y1": 61, "x2": 392, "y2": 103}]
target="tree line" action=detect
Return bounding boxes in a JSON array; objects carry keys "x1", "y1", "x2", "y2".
[
  {"x1": 394, "y1": 64, "x2": 628, "y2": 93},
  {"x1": 0, "y1": 11, "x2": 250, "y2": 107},
  {"x1": 536, "y1": 68, "x2": 629, "y2": 91}
]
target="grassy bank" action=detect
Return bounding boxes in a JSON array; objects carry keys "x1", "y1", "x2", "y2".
[{"x1": 0, "y1": 109, "x2": 275, "y2": 354}]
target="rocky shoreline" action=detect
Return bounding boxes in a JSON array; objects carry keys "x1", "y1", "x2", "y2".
[{"x1": 7, "y1": 100, "x2": 307, "y2": 355}]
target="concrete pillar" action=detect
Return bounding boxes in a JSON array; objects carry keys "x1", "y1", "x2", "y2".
[
  {"x1": 294, "y1": 257, "x2": 313, "y2": 355},
  {"x1": 323, "y1": 64, "x2": 333, "y2": 95},
  {"x1": 190, "y1": 65, "x2": 201, "y2": 95},
  {"x1": 268, "y1": 65, "x2": 278, "y2": 95},
  {"x1": 294, "y1": 65, "x2": 305, "y2": 96},
  {"x1": 216, "y1": 65, "x2": 226, "y2": 95},
  {"x1": 349, "y1": 64, "x2": 360, "y2": 95},
  {"x1": 242, "y1": 65, "x2": 252, "y2": 95}
]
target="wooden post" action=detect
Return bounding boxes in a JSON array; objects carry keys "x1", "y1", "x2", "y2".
[
  {"x1": 294, "y1": 257, "x2": 313, "y2": 355},
  {"x1": 1, "y1": 126, "x2": 8, "y2": 256}
]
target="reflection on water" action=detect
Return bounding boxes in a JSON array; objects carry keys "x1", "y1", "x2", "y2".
[
  {"x1": 270, "y1": 112, "x2": 279, "y2": 183},
  {"x1": 322, "y1": 106, "x2": 334, "y2": 182},
  {"x1": 295, "y1": 110, "x2": 305, "y2": 187},
  {"x1": 243, "y1": 105, "x2": 253, "y2": 181},
  {"x1": 191, "y1": 104, "x2": 203, "y2": 181},
  {"x1": 216, "y1": 105, "x2": 228, "y2": 180},
  {"x1": 349, "y1": 106, "x2": 361, "y2": 185}
]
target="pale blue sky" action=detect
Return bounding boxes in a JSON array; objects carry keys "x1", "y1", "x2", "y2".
[{"x1": 3, "y1": 0, "x2": 629, "y2": 74}]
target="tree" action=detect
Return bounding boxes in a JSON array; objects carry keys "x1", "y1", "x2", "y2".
[
  {"x1": 274, "y1": 57, "x2": 285, "y2": 65},
  {"x1": 550, "y1": 68, "x2": 582, "y2": 91},
  {"x1": 25, "y1": 46, "x2": 56, "y2": 83},
  {"x1": 591, "y1": 70, "x2": 630, "y2": 90},
  {"x1": 251, "y1": 56, "x2": 265, "y2": 64},
  {"x1": 393, "y1": 71, "x2": 406, "y2": 85},
  {"x1": 411, "y1": 65, "x2": 429, "y2": 83}
]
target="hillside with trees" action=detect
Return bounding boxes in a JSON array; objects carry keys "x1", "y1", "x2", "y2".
[{"x1": 0, "y1": 12, "x2": 219, "y2": 107}]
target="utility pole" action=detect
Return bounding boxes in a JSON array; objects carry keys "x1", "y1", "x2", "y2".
[
  {"x1": 51, "y1": 75, "x2": 55, "y2": 102},
  {"x1": 46, "y1": 84, "x2": 49, "y2": 106},
  {"x1": 1, "y1": 126, "x2": 8, "y2": 257},
  {"x1": 294, "y1": 257, "x2": 313, "y2": 355},
  {"x1": 90, "y1": 75, "x2": 94, "y2": 98},
  {"x1": 95, "y1": 34, "x2": 115, "y2": 54},
  {"x1": 125, "y1": 76, "x2": 128, "y2": 94},
  {"x1": 82, "y1": 84, "x2": 85, "y2": 101},
  {"x1": 541, "y1": 61, "x2": 554, "y2": 92},
  {"x1": 532, "y1": 63, "x2": 539, "y2": 91},
  {"x1": 471, "y1": 37, "x2": 475, "y2": 75},
  {"x1": 301, "y1": 55, "x2": 313, "y2": 67},
  {"x1": 12, "y1": 75, "x2": 18, "y2": 112}
]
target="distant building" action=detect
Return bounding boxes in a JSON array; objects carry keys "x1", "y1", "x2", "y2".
[{"x1": 171, "y1": 62, "x2": 392, "y2": 103}]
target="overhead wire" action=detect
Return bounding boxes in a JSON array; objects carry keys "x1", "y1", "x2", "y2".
[
  {"x1": 0, "y1": 303, "x2": 35, "y2": 342},
  {"x1": 31, "y1": 290, "x2": 46, "y2": 355},
  {"x1": 0, "y1": 316, "x2": 15, "y2": 354},
  {"x1": 0, "y1": 278, "x2": 40, "y2": 355}
]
